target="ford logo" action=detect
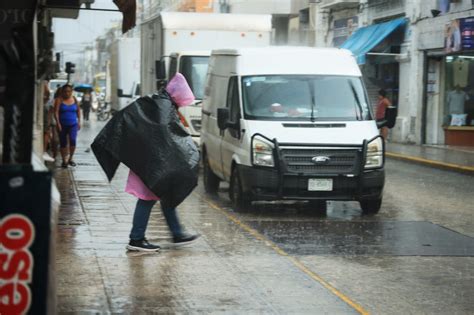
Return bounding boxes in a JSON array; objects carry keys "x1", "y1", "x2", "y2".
[{"x1": 312, "y1": 156, "x2": 331, "y2": 164}]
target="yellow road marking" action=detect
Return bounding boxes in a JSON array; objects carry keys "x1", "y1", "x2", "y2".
[
  {"x1": 386, "y1": 152, "x2": 474, "y2": 174},
  {"x1": 196, "y1": 193, "x2": 370, "y2": 315}
]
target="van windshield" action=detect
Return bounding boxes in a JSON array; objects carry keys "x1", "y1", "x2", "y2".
[
  {"x1": 180, "y1": 56, "x2": 209, "y2": 100},
  {"x1": 241, "y1": 75, "x2": 371, "y2": 121}
]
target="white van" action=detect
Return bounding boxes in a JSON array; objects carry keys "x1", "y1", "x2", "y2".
[{"x1": 201, "y1": 47, "x2": 394, "y2": 214}]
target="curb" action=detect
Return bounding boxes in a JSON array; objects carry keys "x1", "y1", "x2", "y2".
[{"x1": 386, "y1": 152, "x2": 474, "y2": 176}]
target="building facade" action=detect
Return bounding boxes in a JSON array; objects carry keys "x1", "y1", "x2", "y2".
[
  {"x1": 311, "y1": 0, "x2": 474, "y2": 146},
  {"x1": 144, "y1": 0, "x2": 474, "y2": 146}
]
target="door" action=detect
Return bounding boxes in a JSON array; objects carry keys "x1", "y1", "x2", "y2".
[
  {"x1": 425, "y1": 58, "x2": 443, "y2": 144},
  {"x1": 220, "y1": 76, "x2": 243, "y2": 181},
  {"x1": 203, "y1": 73, "x2": 227, "y2": 179}
]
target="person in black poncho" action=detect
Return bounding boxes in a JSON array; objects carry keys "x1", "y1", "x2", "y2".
[{"x1": 92, "y1": 73, "x2": 200, "y2": 252}]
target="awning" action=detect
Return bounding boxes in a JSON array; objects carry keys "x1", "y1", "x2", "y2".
[
  {"x1": 340, "y1": 17, "x2": 407, "y2": 65},
  {"x1": 113, "y1": 0, "x2": 137, "y2": 34}
]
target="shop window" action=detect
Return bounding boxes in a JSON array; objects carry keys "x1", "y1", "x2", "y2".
[{"x1": 443, "y1": 55, "x2": 474, "y2": 126}]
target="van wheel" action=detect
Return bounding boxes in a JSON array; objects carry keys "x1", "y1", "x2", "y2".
[
  {"x1": 203, "y1": 153, "x2": 220, "y2": 194},
  {"x1": 308, "y1": 200, "x2": 327, "y2": 212},
  {"x1": 229, "y1": 166, "x2": 251, "y2": 210},
  {"x1": 360, "y1": 198, "x2": 382, "y2": 215}
]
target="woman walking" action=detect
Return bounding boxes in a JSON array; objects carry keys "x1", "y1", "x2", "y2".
[
  {"x1": 54, "y1": 84, "x2": 81, "y2": 168},
  {"x1": 375, "y1": 89, "x2": 391, "y2": 140},
  {"x1": 92, "y1": 73, "x2": 200, "y2": 252},
  {"x1": 81, "y1": 90, "x2": 92, "y2": 121},
  {"x1": 125, "y1": 73, "x2": 199, "y2": 251}
]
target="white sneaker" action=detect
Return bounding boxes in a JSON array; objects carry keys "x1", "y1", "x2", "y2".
[{"x1": 43, "y1": 153, "x2": 55, "y2": 162}]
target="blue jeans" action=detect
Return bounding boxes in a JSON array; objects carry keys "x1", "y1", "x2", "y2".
[{"x1": 129, "y1": 199, "x2": 184, "y2": 240}]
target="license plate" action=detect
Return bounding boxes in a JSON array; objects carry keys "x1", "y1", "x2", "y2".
[{"x1": 308, "y1": 178, "x2": 333, "y2": 191}]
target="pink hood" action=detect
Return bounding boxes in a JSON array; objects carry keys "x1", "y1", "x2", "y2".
[{"x1": 166, "y1": 73, "x2": 195, "y2": 107}]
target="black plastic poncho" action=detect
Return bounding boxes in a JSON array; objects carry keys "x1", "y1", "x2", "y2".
[{"x1": 91, "y1": 92, "x2": 200, "y2": 208}]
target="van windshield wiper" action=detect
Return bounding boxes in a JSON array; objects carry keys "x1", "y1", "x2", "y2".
[{"x1": 349, "y1": 81, "x2": 363, "y2": 121}]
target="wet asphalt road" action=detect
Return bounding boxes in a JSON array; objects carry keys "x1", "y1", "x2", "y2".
[{"x1": 54, "y1": 117, "x2": 474, "y2": 314}]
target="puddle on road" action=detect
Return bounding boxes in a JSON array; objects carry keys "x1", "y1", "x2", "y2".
[{"x1": 247, "y1": 220, "x2": 474, "y2": 256}]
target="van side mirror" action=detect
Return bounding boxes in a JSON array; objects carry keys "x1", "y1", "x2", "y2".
[
  {"x1": 155, "y1": 59, "x2": 166, "y2": 80},
  {"x1": 217, "y1": 108, "x2": 230, "y2": 130},
  {"x1": 134, "y1": 83, "x2": 141, "y2": 97},
  {"x1": 117, "y1": 88, "x2": 131, "y2": 98},
  {"x1": 377, "y1": 106, "x2": 397, "y2": 129}
]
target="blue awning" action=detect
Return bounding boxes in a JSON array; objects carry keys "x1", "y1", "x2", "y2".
[{"x1": 340, "y1": 17, "x2": 407, "y2": 65}]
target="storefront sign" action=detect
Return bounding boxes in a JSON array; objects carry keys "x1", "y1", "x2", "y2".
[
  {"x1": 0, "y1": 167, "x2": 52, "y2": 314},
  {"x1": 460, "y1": 17, "x2": 474, "y2": 50},
  {"x1": 333, "y1": 16, "x2": 358, "y2": 47},
  {"x1": 445, "y1": 17, "x2": 474, "y2": 53},
  {"x1": 0, "y1": 215, "x2": 35, "y2": 314}
]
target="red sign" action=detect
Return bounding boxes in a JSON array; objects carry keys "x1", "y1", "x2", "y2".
[{"x1": 0, "y1": 214, "x2": 35, "y2": 315}]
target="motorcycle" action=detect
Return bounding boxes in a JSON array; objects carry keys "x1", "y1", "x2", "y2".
[{"x1": 96, "y1": 102, "x2": 111, "y2": 121}]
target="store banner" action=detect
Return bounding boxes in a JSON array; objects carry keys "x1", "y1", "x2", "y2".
[
  {"x1": 333, "y1": 16, "x2": 358, "y2": 47},
  {"x1": 445, "y1": 19, "x2": 462, "y2": 53},
  {"x1": 460, "y1": 17, "x2": 474, "y2": 50},
  {"x1": 446, "y1": 16, "x2": 474, "y2": 53},
  {"x1": 0, "y1": 167, "x2": 52, "y2": 315}
]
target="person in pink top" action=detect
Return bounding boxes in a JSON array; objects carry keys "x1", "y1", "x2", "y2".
[
  {"x1": 125, "y1": 73, "x2": 199, "y2": 252},
  {"x1": 375, "y1": 89, "x2": 391, "y2": 140}
]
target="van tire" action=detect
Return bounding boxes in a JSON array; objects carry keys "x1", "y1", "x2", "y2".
[
  {"x1": 360, "y1": 198, "x2": 382, "y2": 215},
  {"x1": 308, "y1": 200, "x2": 327, "y2": 212},
  {"x1": 229, "y1": 166, "x2": 251, "y2": 210},
  {"x1": 203, "y1": 153, "x2": 220, "y2": 194}
]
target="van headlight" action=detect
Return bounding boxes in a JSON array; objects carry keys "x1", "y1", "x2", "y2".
[
  {"x1": 252, "y1": 136, "x2": 274, "y2": 167},
  {"x1": 365, "y1": 137, "x2": 384, "y2": 169}
]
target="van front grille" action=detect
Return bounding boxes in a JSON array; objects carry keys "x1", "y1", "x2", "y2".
[{"x1": 280, "y1": 148, "x2": 361, "y2": 174}]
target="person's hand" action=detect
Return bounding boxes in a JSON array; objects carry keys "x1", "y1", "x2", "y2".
[
  {"x1": 77, "y1": 123, "x2": 81, "y2": 130},
  {"x1": 57, "y1": 124, "x2": 62, "y2": 132}
]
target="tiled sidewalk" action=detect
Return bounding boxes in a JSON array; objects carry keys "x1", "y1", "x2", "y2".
[{"x1": 386, "y1": 142, "x2": 474, "y2": 174}]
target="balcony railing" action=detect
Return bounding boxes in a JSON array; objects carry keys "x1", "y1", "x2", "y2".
[
  {"x1": 320, "y1": 0, "x2": 360, "y2": 10},
  {"x1": 367, "y1": 0, "x2": 405, "y2": 20}
]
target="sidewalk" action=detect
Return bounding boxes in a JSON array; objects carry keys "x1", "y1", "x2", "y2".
[
  {"x1": 53, "y1": 119, "x2": 358, "y2": 314},
  {"x1": 386, "y1": 142, "x2": 474, "y2": 175}
]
